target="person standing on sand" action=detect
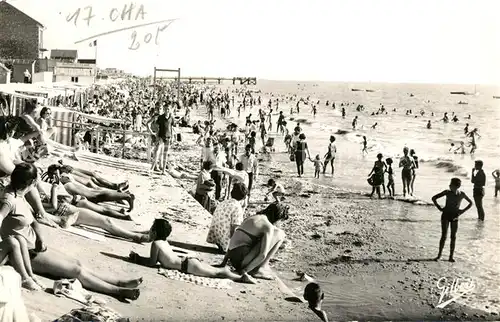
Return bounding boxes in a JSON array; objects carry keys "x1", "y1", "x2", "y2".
[
  {"x1": 322, "y1": 135, "x2": 337, "y2": 176},
  {"x1": 239, "y1": 144, "x2": 258, "y2": 198},
  {"x1": 471, "y1": 160, "x2": 486, "y2": 221},
  {"x1": 277, "y1": 111, "x2": 285, "y2": 134},
  {"x1": 432, "y1": 178, "x2": 473, "y2": 262},
  {"x1": 148, "y1": 103, "x2": 175, "y2": 175},
  {"x1": 294, "y1": 133, "x2": 311, "y2": 178},
  {"x1": 399, "y1": 147, "x2": 415, "y2": 197}
]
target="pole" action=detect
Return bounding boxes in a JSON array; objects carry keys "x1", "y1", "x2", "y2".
[
  {"x1": 153, "y1": 67, "x2": 157, "y2": 103},
  {"x1": 177, "y1": 68, "x2": 180, "y2": 101}
]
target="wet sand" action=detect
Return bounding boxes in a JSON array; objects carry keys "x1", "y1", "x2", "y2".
[{"x1": 182, "y1": 105, "x2": 499, "y2": 321}]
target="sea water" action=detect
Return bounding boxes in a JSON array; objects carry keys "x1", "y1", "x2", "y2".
[{"x1": 225, "y1": 80, "x2": 500, "y2": 316}]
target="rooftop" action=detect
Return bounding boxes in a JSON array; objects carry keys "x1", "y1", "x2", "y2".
[{"x1": 0, "y1": 1, "x2": 44, "y2": 28}]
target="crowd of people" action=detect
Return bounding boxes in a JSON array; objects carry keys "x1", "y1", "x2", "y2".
[{"x1": 1, "y1": 76, "x2": 497, "y2": 321}]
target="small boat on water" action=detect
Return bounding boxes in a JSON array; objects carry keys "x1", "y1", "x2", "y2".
[
  {"x1": 365, "y1": 89, "x2": 375, "y2": 92},
  {"x1": 493, "y1": 96, "x2": 500, "y2": 99},
  {"x1": 351, "y1": 88, "x2": 362, "y2": 92},
  {"x1": 458, "y1": 101, "x2": 468, "y2": 105},
  {"x1": 451, "y1": 85, "x2": 478, "y2": 96}
]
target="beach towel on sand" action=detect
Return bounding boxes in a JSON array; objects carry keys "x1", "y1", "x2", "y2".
[
  {"x1": 53, "y1": 304, "x2": 128, "y2": 322},
  {"x1": 158, "y1": 268, "x2": 234, "y2": 289}
]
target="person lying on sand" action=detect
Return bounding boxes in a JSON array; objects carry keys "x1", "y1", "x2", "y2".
[
  {"x1": 56, "y1": 160, "x2": 129, "y2": 192},
  {"x1": 37, "y1": 177, "x2": 150, "y2": 243},
  {"x1": 129, "y1": 219, "x2": 256, "y2": 284},
  {"x1": 216, "y1": 202, "x2": 289, "y2": 280},
  {"x1": 431, "y1": 178, "x2": 473, "y2": 262},
  {"x1": 44, "y1": 164, "x2": 135, "y2": 212},
  {"x1": 304, "y1": 282, "x2": 329, "y2": 322}
]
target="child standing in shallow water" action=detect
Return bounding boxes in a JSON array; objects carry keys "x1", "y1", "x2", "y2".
[
  {"x1": 492, "y1": 169, "x2": 500, "y2": 197},
  {"x1": 431, "y1": 178, "x2": 473, "y2": 262},
  {"x1": 385, "y1": 158, "x2": 395, "y2": 198}
]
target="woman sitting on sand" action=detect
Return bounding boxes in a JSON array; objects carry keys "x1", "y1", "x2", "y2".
[
  {"x1": 129, "y1": 219, "x2": 256, "y2": 284},
  {"x1": 217, "y1": 202, "x2": 289, "y2": 280},
  {"x1": 37, "y1": 107, "x2": 56, "y2": 142},
  {"x1": 0, "y1": 163, "x2": 142, "y2": 300},
  {"x1": 44, "y1": 164, "x2": 136, "y2": 212},
  {"x1": 206, "y1": 182, "x2": 247, "y2": 253}
]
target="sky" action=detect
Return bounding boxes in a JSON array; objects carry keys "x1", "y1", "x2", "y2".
[{"x1": 7, "y1": 0, "x2": 500, "y2": 84}]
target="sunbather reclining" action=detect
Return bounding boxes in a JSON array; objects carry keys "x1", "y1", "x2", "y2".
[
  {"x1": 37, "y1": 179, "x2": 149, "y2": 242},
  {"x1": 129, "y1": 219, "x2": 256, "y2": 284},
  {"x1": 42, "y1": 164, "x2": 135, "y2": 212}
]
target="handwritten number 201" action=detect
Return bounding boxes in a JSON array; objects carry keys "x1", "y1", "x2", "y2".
[{"x1": 129, "y1": 24, "x2": 170, "y2": 50}]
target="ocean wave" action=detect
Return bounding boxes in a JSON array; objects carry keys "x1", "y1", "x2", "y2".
[{"x1": 433, "y1": 160, "x2": 469, "y2": 176}]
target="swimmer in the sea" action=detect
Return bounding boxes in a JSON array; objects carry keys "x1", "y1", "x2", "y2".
[
  {"x1": 361, "y1": 136, "x2": 368, "y2": 155},
  {"x1": 371, "y1": 122, "x2": 378, "y2": 129},
  {"x1": 427, "y1": 120, "x2": 431, "y2": 129},
  {"x1": 352, "y1": 116, "x2": 358, "y2": 130},
  {"x1": 464, "y1": 123, "x2": 469, "y2": 135},
  {"x1": 431, "y1": 178, "x2": 473, "y2": 262}
]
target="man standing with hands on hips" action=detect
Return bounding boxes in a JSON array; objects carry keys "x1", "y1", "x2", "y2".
[{"x1": 471, "y1": 160, "x2": 486, "y2": 221}]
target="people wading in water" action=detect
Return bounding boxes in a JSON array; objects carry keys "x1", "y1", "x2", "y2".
[
  {"x1": 322, "y1": 135, "x2": 337, "y2": 176},
  {"x1": 399, "y1": 147, "x2": 415, "y2": 197},
  {"x1": 409, "y1": 149, "x2": 419, "y2": 196}
]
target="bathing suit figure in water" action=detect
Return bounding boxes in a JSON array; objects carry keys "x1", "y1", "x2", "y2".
[
  {"x1": 385, "y1": 158, "x2": 395, "y2": 198},
  {"x1": 431, "y1": 178, "x2": 473, "y2": 262},
  {"x1": 361, "y1": 136, "x2": 368, "y2": 155},
  {"x1": 399, "y1": 147, "x2": 415, "y2": 197},
  {"x1": 492, "y1": 169, "x2": 500, "y2": 198}
]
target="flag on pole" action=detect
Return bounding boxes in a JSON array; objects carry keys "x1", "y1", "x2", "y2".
[{"x1": 89, "y1": 40, "x2": 97, "y2": 47}]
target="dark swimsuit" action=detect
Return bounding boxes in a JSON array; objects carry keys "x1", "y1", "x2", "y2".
[
  {"x1": 180, "y1": 256, "x2": 200, "y2": 274},
  {"x1": 228, "y1": 229, "x2": 260, "y2": 271}
]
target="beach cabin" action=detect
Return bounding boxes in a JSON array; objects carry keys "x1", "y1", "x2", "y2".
[
  {"x1": 0, "y1": 1, "x2": 46, "y2": 60},
  {"x1": 0, "y1": 62, "x2": 11, "y2": 84}
]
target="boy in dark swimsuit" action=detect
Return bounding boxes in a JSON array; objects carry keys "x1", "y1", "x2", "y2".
[
  {"x1": 304, "y1": 283, "x2": 329, "y2": 322},
  {"x1": 431, "y1": 178, "x2": 473, "y2": 262},
  {"x1": 129, "y1": 219, "x2": 256, "y2": 283}
]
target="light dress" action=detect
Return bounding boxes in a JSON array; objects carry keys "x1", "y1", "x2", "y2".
[{"x1": 206, "y1": 198, "x2": 244, "y2": 252}]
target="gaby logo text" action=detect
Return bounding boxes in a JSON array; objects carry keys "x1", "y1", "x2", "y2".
[{"x1": 436, "y1": 277, "x2": 476, "y2": 309}]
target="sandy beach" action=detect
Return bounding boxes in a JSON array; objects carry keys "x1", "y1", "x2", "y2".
[{"x1": 21, "y1": 145, "x2": 314, "y2": 321}]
